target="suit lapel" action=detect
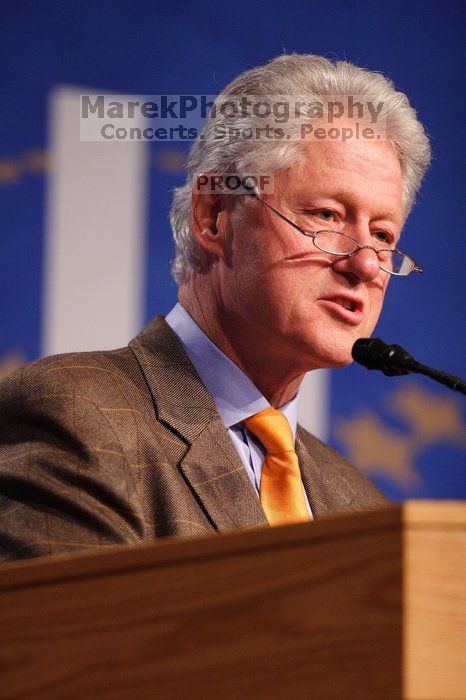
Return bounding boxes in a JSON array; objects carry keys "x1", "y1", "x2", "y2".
[
  {"x1": 296, "y1": 428, "x2": 356, "y2": 519},
  {"x1": 129, "y1": 316, "x2": 267, "y2": 532},
  {"x1": 179, "y1": 419, "x2": 268, "y2": 530}
]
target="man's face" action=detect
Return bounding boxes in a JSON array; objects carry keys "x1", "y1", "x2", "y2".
[{"x1": 215, "y1": 136, "x2": 404, "y2": 372}]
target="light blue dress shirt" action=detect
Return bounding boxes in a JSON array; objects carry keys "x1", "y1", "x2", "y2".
[{"x1": 165, "y1": 303, "x2": 312, "y2": 518}]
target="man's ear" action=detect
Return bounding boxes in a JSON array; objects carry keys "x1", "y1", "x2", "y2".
[{"x1": 191, "y1": 175, "x2": 229, "y2": 260}]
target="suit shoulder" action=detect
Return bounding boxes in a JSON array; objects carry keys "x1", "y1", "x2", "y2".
[
  {"x1": 0, "y1": 346, "x2": 149, "y2": 560},
  {"x1": 0, "y1": 346, "x2": 148, "y2": 410}
]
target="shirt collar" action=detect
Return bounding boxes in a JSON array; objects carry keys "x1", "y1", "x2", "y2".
[{"x1": 165, "y1": 303, "x2": 299, "y2": 437}]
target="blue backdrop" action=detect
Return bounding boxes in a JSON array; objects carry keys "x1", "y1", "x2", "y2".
[{"x1": 1, "y1": 0, "x2": 465, "y2": 501}]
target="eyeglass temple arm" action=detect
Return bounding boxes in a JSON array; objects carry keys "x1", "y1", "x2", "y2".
[{"x1": 246, "y1": 188, "x2": 307, "y2": 235}]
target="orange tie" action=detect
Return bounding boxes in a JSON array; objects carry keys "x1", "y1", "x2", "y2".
[{"x1": 244, "y1": 407, "x2": 310, "y2": 527}]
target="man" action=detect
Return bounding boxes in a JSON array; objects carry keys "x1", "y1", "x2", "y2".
[{"x1": 0, "y1": 54, "x2": 430, "y2": 561}]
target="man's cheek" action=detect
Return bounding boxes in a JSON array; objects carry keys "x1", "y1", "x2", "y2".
[{"x1": 368, "y1": 295, "x2": 385, "y2": 331}]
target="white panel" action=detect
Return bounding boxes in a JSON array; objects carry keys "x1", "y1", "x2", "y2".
[
  {"x1": 43, "y1": 87, "x2": 148, "y2": 355},
  {"x1": 297, "y1": 369, "x2": 329, "y2": 441}
]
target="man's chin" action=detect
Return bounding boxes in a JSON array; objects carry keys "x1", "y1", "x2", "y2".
[
  {"x1": 292, "y1": 328, "x2": 359, "y2": 370},
  {"x1": 302, "y1": 353, "x2": 353, "y2": 371},
  {"x1": 323, "y1": 354, "x2": 353, "y2": 370},
  {"x1": 304, "y1": 346, "x2": 354, "y2": 371}
]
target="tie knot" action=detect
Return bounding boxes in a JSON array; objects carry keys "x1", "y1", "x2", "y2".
[{"x1": 244, "y1": 407, "x2": 294, "y2": 454}]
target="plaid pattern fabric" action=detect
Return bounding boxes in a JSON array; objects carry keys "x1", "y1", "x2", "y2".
[{"x1": 0, "y1": 316, "x2": 389, "y2": 562}]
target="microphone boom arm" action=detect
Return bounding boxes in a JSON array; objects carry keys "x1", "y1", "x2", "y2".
[{"x1": 352, "y1": 338, "x2": 466, "y2": 395}]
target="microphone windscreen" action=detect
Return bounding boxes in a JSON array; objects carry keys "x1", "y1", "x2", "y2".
[{"x1": 351, "y1": 338, "x2": 387, "y2": 369}]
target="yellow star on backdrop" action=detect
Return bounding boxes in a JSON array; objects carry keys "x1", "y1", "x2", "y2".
[
  {"x1": 386, "y1": 383, "x2": 466, "y2": 447},
  {"x1": 0, "y1": 150, "x2": 48, "y2": 186},
  {"x1": 335, "y1": 381, "x2": 465, "y2": 490},
  {"x1": 335, "y1": 410, "x2": 420, "y2": 488}
]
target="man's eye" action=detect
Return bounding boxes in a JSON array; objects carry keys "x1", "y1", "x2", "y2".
[
  {"x1": 374, "y1": 230, "x2": 393, "y2": 245},
  {"x1": 314, "y1": 210, "x2": 334, "y2": 222}
]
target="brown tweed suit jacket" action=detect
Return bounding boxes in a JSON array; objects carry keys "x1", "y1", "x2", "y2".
[{"x1": 0, "y1": 316, "x2": 389, "y2": 562}]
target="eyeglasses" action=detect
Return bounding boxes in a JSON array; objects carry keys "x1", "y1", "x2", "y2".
[{"x1": 249, "y1": 191, "x2": 423, "y2": 277}]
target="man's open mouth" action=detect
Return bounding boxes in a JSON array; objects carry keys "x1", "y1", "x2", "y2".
[
  {"x1": 333, "y1": 296, "x2": 356, "y2": 311},
  {"x1": 323, "y1": 295, "x2": 363, "y2": 313}
]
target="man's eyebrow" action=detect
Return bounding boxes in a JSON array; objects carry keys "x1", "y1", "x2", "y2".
[
  {"x1": 371, "y1": 209, "x2": 401, "y2": 221},
  {"x1": 296, "y1": 190, "x2": 401, "y2": 222}
]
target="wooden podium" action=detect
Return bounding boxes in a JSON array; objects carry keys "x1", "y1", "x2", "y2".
[{"x1": 0, "y1": 501, "x2": 464, "y2": 699}]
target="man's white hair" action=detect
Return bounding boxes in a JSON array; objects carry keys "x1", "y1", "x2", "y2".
[{"x1": 170, "y1": 53, "x2": 431, "y2": 284}]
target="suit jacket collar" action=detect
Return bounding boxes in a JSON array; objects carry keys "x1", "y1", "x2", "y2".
[
  {"x1": 129, "y1": 315, "x2": 356, "y2": 529},
  {"x1": 129, "y1": 316, "x2": 268, "y2": 532}
]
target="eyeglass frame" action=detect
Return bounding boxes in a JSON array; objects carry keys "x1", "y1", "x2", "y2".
[{"x1": 247, "y1": 190, "x2": 423, "y2": 276}]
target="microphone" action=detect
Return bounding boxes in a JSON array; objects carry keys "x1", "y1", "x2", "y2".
[{"x1": 352, "y1": 338, "x2": 466, "y2": 395}]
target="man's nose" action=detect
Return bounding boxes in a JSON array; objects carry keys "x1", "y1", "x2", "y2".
[{"x1": 331, "y1": 245, "x2": 381, "y2": 282}]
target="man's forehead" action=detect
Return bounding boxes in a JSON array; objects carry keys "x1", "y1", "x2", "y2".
[
  {"x1": 273, "y1": 139, "x2": 403, "y2": 224},
  {"x1": 299, "y1": 136, "x2": 401, "y2": 173}
]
